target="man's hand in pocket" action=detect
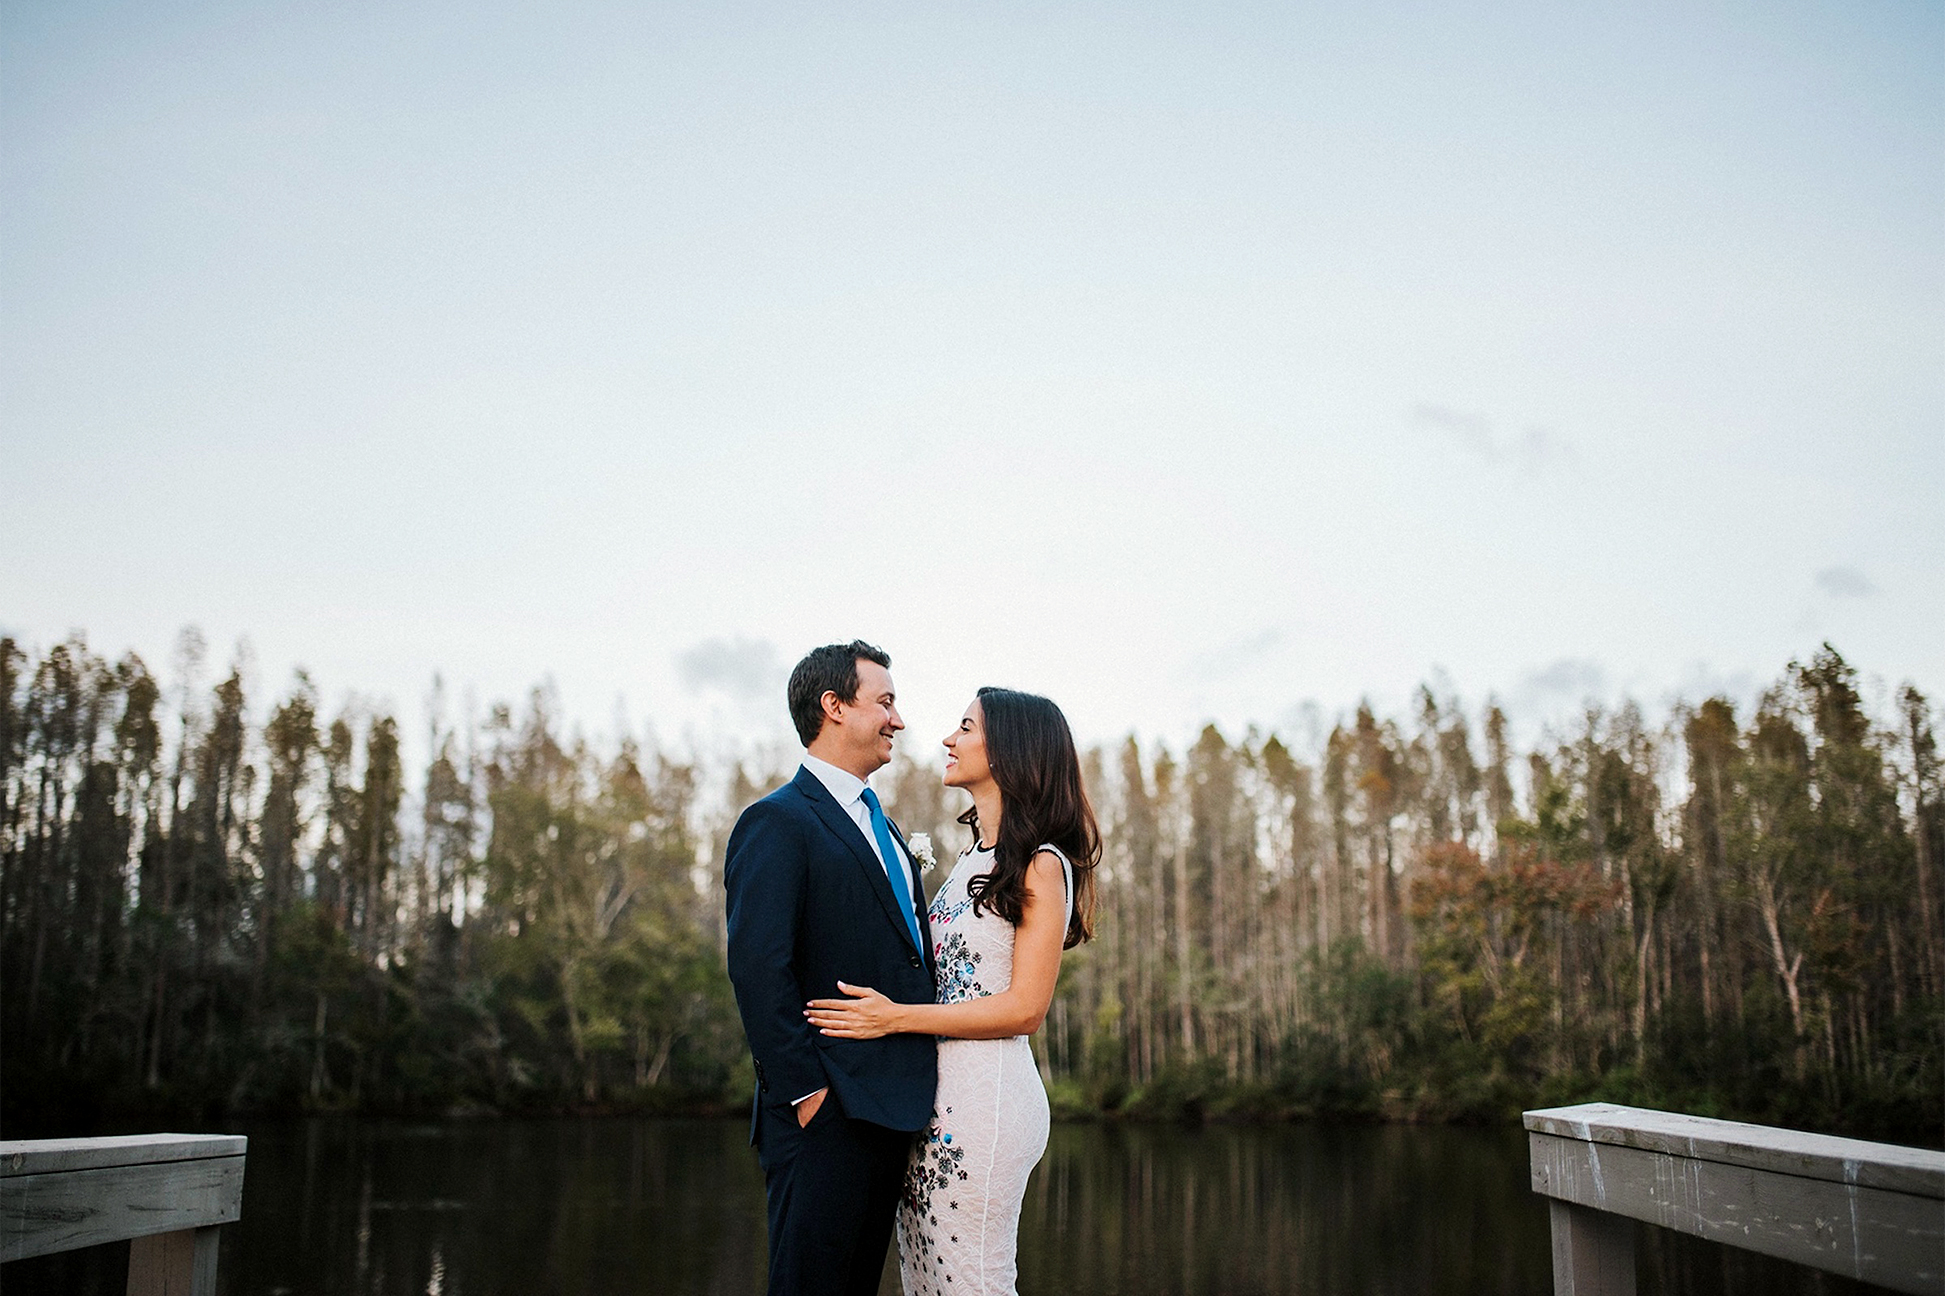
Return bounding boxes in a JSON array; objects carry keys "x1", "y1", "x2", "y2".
[{"x1": 796, "y1": 1087, "x2": 828, "y2": 1128}]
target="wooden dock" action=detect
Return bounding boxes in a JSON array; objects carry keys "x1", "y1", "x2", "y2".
[
  {"x1": 1526, "y1": 1103, "x2": 1944, "y2": 1295},
  {"x1": 1, "y1": 1133, "x2": 247, "y2": 1296}
]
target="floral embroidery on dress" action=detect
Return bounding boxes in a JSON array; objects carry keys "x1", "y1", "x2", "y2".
[
  {"x1": 932, "y1": 932, "x2": 984, "y2": 1005},
  {"x1": 930, "y1": 891, "x2": 978, "y2": 926},
  {"x1": 927, "y1": 845, "x2": 982, "y2": 927},
  {"x1": 899, "y1": 1104, "x2": 973, "y2": 1292}
]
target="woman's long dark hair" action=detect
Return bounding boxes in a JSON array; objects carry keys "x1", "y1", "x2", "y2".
[{"x1": 959, "y1": 687, "x2": 1100, "y2": 949}]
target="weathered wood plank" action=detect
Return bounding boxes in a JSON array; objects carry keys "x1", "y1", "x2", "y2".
[
  {"x1": 1530, "y1": 1130, "x2": 1945, "y2": 1295},
  {"x1": 0, "y1": 1135, "x2": 247, "y2": 1178},
  {"x1": 1549, "y1": 1200, "x2": 1636, "y2": 1296},
  {"x1": 127, "y1": 1226, "x2": 221, "y2": 1296},
  {"x1": 0, "y1": 1154, "x2": 245, "y2": 1262},
  {"x1": 1524, "y1": 1103, "x2": 1945, "y2": 1198}
]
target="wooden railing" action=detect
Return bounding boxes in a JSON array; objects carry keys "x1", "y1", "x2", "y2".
[
  {"x1": 1525, "y1": 1103, "x2": 1944, "y2": 1295},
  {"x1": 0, "y1": 1133, "x2": 247, "y2": 1296}
]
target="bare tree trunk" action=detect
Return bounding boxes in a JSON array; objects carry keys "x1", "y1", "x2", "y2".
[
  {"x1": 1366, "y1": 836, "x2": 1385, "y2": 963},
  {"x1": 1144, "y1": 849, "x2": 1160, "y2": 1080},
  {"x1": 1913, "y1": 799, "x2": 1942, "y2": 1000},
  {"x1": 1381, "y1": 829, "x2": 1403, "y2": 967},
  {"x1": 146, "y1": 962, "x2": 168, "y2": 1088},
  {"x1": 1700, "y1": 758, "x2": 1730, "y2": 1025},
  {"x1": 636, "y1": 1023, "x2": 674, "y2": 1088},
  {"x1": 1551, "y1": 913, "x2": 1567, "y2": 1074},
  {"x1": 1756, "y1": 874, "x2": 1806, "y2": 1074},
  {"x1": 310, "y1": 991, "x2": 329, "y2": 1099},
  {"x1": 1819, "y1": 991, "x2": 1839, "y2": 1100},
  {"x1": 1632, "y1": 906, "x2": 1654, "y2": 1063},
  {"x1": 26, "y1": 762, "x2": 54, "y2": 1018},
  {"x1": 1174, "y1": 836, "x2": 1194, "y2": 1060},
  {"x1": 559, "y1": 956, "x2": 594, "y2": 1102},
  {"x1": 1887, "y1": 924, "x2": 1904, "y2": 1018}
]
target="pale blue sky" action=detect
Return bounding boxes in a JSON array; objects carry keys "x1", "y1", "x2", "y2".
[{"x1": 5, "y1": 0, "x2": 1940, "y2": 758}]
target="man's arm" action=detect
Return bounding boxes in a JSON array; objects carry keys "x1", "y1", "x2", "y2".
[{"x1": 724, "y1": 801, "x2": 828, "y2": 1111}]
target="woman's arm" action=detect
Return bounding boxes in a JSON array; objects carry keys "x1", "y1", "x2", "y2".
[{"x1": 806, "y1": 850, "x2": 1069, "y2": 1041}]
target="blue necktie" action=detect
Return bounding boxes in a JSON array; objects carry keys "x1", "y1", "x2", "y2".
[{"x1": 860, "y1": 787, "x2": 924, "y2": 954}]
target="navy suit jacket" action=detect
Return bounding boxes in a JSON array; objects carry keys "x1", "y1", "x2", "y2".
[{"x1": 725, "y1": 766, "x2": 937, "y2": 1143}]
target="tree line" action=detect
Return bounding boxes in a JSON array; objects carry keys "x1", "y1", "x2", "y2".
[{"x1": 2, "y1": 633, "x2": 1938, "y2": 1142}]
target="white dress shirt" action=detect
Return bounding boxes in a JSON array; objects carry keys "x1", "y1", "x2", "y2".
[
  {"x1": 792, "y1": 753, "x2": 917, "y2": 1106},
  {"x1": 800, "y1": 753, "x2": 913, "y2": 881}
]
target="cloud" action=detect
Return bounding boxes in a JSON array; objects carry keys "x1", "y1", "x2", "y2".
[
  {"x1": 1672, "y1": 660, "x2": 1761, "y2": 708},
  {"x1": 1410, "y1": 403, "x2": 1497, "y2": 457},
  {"x1": 1409, "y1": 404, "x2": 1577, "y2": 472},
  {"x1": 675, "y1": 637, "x2": 784, "y2": 701},
  {"x1": 1814, "y1": 566, "x2": 1876, "y2": 599},
  {"x1": 1520, "y1": 657, "x2": 1607, "y2": 702},
  {"x1": 1197, "y1": 627, "x2": 1285, "y2": 680}
]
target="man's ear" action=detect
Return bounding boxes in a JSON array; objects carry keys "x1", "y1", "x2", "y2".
[{"x1": 820, "y1": 690, "x2": 845, "y2": 724}]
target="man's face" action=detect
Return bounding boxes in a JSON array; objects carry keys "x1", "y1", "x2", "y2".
[{"x1": 826, "y1": 659, "x2": 903, "y2": 773}]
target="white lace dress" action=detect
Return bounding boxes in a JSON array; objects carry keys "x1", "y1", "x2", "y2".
[{"x1": 897, "y1": 843, "x2": 1071, "y2": 1296}]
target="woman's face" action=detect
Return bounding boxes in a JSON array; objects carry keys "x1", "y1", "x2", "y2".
[{"x1": 942, "y1": 699, "x2": 993, "y2": 790}]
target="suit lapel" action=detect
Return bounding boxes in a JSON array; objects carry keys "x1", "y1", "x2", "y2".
[{"x1": 792, "y1": 767, "x2": 918, "y2": 951}]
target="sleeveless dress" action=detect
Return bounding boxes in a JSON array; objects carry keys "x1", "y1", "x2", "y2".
[{"x1": 897, "y1": 843, "x2": 1073, "y2": 1296}]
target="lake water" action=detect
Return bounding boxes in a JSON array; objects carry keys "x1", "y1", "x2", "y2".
[{"x1": 10, "y1": 1116, "x2": 1874, "y2": 1295}]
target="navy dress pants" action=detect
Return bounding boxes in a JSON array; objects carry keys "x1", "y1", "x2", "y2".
[{"x1": 759, "y1": 1092, "x2": 915, "y2": 1296}]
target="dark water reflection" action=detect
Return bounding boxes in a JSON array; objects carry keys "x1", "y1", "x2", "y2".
[
  {"x1": 1021, "y1": 1122, "x2": 1549, "y2": 1294},
  {"x1": 8, "y1": 1116, "x2": 1875, "y2": 1295}
]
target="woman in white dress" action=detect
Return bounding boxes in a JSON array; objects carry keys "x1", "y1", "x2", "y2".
[{"x1": 805, "y1": 686, "x2": 1099, "y2": 1296}]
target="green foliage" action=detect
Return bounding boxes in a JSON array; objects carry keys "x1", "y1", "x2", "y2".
[
  {"x1": 1039, "y1": 649, "x2": 1940, "y2": 1143},
  {"x1": 1, "y1": 633, "x2": 1937, "y2": 1146},
  {"x1": 0, "y1": 644, "x2": 742, "y2": 1131}
]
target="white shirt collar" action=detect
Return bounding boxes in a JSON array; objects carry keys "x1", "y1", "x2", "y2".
[{"x1": 801, "y1": 752, "x2": 869, "y2": 808}]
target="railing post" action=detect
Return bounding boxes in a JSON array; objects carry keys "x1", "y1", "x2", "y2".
[
  {"x1": 127, "y1": 1224, "x2": 222, "y2": 1296},
  {"x1": 1548, "y1": 1199, "x2": 1635, "y2": 1296}
]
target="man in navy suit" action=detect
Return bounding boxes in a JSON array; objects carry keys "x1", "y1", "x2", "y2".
[{"x1": 725, "y1": 640, "x2": 936, "y2": 1296}]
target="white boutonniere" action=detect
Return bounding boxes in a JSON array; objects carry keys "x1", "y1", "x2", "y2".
[{"x1": 908, "y1": 833, "x2": 936, "y2": 873}]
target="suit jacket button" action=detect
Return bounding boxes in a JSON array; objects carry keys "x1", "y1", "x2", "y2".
[{"x1": 908, "y1": 954, "x2": 922, "y2": 968}]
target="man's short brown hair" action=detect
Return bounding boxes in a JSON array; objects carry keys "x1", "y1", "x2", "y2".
[{"x1": 787, "y1": 641, "x2": 891, "y2": 747}]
